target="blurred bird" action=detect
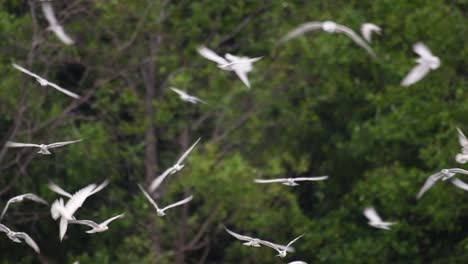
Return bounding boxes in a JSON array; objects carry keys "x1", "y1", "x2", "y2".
[
  {"x1": 149, "y1": 138, "x2": 201, "y2": 191},
  {"x1": 69, "y1": 214, "x2": 125, "y2": 233},
  {"x1": 138, "y1": 184, "x2": 193, "y2": 216},
  {"x1": 170, "y1": 87, "x2": 206, "y2": 104},
  {"x1": 260, "y1": 234, "x2": 304, "y2": 258},
  {"x1": 12, "y1": 63, "x2": 81, "y2": 99},
  {"x1": 1, "y1": 193, "x2": 48, "y2": 220},
  {"x1": 360, "y1": 23, "x2": 381, "y2": 43},
  {"x1": 5, "y1": 139, "x2": 82, "y2": 155},
  {"x1": 50, "y1": 180, "x2": 109, "y2": 240},
  {"x1": 363, "y1": 207, "x2": 396, "y2": 230},
  {"x1": 451, "y1": 178, "x2": 468, "y2": 192},
  {"x1": 417, "y1": 168, "x2": 468, "y2": 199},
  {"x1": 288, "y1": 262, "x2": 308, "y2": 264},
  {"x1": 401, "y1": 42, "x2": 440, "y2": 87},
  {"x1": 254, "y1": 176, "x2": 328, "y2": 186},
  {"x1": 197, "y1": 45, "x2": 262, "y2": 89},
  {"x1": 0, "y1": 224, "x2": 40, "y2": 253},
  {"x1": 224, "y1": 227, "x2": 295, "y2": 252},
  {"x1": 41, "y1": 1, "x2": 75, "y2": 45},
  {"x1": 279, "y1": 20, "x2": 375, "y2": 57},
  {"x1": 455, "y1": 127, "x2": 468, "y2": 163}
]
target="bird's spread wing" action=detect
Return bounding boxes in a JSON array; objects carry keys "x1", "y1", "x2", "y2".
[
  {"x1": 224, "y1": 227, "x2": 254, "y2": 242},
  {"x1": 5, "y1": 141, "x2": 40, "y2": 148},
  {"x1": 41, "y1": 2, "x2": 59, "y2": 26},
  {"x1": 101, "y1": 214, "x2": 125, "y2": 226},
  {"x1": 446, "y1": 168, "x2": 468, "y2": 175},
  {"x1": 162, "y1": 195, "x2": 193, "y2": 212},
  {"x1": 234, "y1": 70, "x2": 251, "y2": 89},
  {"x1": 285, "y1": 234, "x2": 304, "y2": 249},
  {"x1": 149, "y1": 167, "x2": 174, "y2": 192},
  {"x1": 258, "y1": 239, "x2": 282, "y2": 253},
  {"x1": 89, "y1": 180, "x2": 109, "y2": 196},
  {"x1": 12, "y1": 64, "x2": 42, "y2": 79},
  {"x1": 65, "y1": 184, "x2": 97, "y2": 216},
  {"x1": 49, "y1": 25, "x2": 75, "y2": 45},
  {"x1": 293, "y1": 176, "x2": 329, "y2": 181},
  {"x1": 417, "y1": 172, "x2": 443, "y2": 199},
  {"x1": 47, "y1": 82, "x2": 80, "y2": 99},
  {"x1": 48, "y1": 181, "x2": 72, "y2": 198},
  {"x1": 400, "y1": 63, "x2": 430, "y2": 87},
  {"x1": 0, "y1": 224, "x2": 11, "y2": 233},
  {"x1": 254, "y1": 178, "x2": 288, "y2": 183},
  {"x1": 278, "y1": 22, "x2": 323, "y2": 44},
  {"x1": 364, "y1": 207, "x2": 383, "y2": 223},
  {"x1": 0, "y1": 201, "x2": 12, "y2": 220},
  {"x1": 335, "y1": 24, "x2": 376, "y2": 57},
  {"x1": 68, "y1": 219, "x2": 100, "y2": 229},
  {"x1": 16, "y1": 232, "x2": 40, "y2": 253},
  {"x1": 456, "y1": 127, "x2": 468, "y2": 151},
  {"x1": 413, "y1": 42, "x2": 433, "y2": 58},
  {"x1": 138, "y1": 184, "x2": 160, "y2": 210},
  {"x1": 197, "y1": 46, "x2": 228, "y2": 65},
  {"x1": 47, "y1": 139, "x2": 82, "y2": 149},
  {"x1": 175, "y1": 138, "x2": 201, "y2": 165},
  {"x1": 360, "y1": 23, "x2": 381, "y2": 43},
  {"x1": 451, "y1": 178, "x2": 468, "y2": 191},
  {"x1": 170, "y1": 87, "x2": 187, "y2": 97},
  {"x1": 218, "y1": 57, "x2": 262, "y2": 69},
  {"x1": 23, "y1": 193, "x2": 49, "y2": 205}
]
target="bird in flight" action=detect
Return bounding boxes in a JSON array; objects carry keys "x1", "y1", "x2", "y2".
[
  {"x1": 455, "y1": 127, "x2": 468, "y2": 164},
  {"x1": 224, "y1": 227, "x2": 295, "y2": 252},
  {"x1": 360, "y1": 23, "x2": 381, "y2": 43},
  {"x1": 40, "y1": 1, "x2": 75, "y2": 45},
  {"x1": 260, "y1": 234, "x2": 304, "y2": 258},
  {"x1": 69, "y1": 214, "x2": 125, "y2": 234},
  {"x1": 197, "y1": 45, "x2": 262, "y2": 89},
  {"x1": 0, "y1": 224, "x2": 40, "y2": 253},
  {"x1": 1, "y1": 193, "x2": 48, "y2": 220},
  {"x1": 149, "y1": 138, "x2": 201, "y2": 192},
  {"x1": 138, "y1": 184, "x2": 193, "y2": 216},
  {"x1": 417, "y1": 168, "x2": 468, "y2": 199},
  {"x1": 254, "y1": 176, "x2": 328, "y2": 186},
  {"x1": 279, "y1": 20, "x2": 375, "y2": 57},
  {"x1": 5, "y1": 139, "x2": 82, "y2": 155},
  {"x1": 363, "y1": 207, "x2": 396, "y2": 230},
  {"x1": 170, "y1": 87, "x2": 206, "y2": 104},
  {"x1": 401, "y1": 42, "x2": 440, "y2": 87},
  {"x1": 451, "y1": 178, "x2": 468, "y2": 192},
  {"x1": 12, "y1": 63, "x2": 81, "y2": 99}
]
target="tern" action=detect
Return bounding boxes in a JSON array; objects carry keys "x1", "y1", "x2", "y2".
[
  {"x1": 279, "y1": 21, "x2": 375, "y2": 57},
  {"x1": 5, "y1": 139, "x2": 82, "y2": 155},
  {"x1": 50, "y1": 180, "x2": 109, "y2": 240},
  {"x1": 0, "y1": 224, "x2": 40, "y2": 253},
  {"x1": 254, "y1": 176, "x2": 328, "y2": 186},
  {"x1": 170, "y1": 87, "x2": 206, "y2": 104},
  {"x1": 417, "y1": 168, "x2": 468, "y2": 199},
  {"x1": 69, "y1": 214, "x2": 125, "y2": 233},
  {"x1": 138, "y1": 184, "x2": 193, "y2": 216},
  {"x1": 41, "y1": 1, "x2": 75, "y2": 45},
  {"x1": 149, "y1": 138, "x2": 201, "y2": 192},
  {"x1": 401, "y1": 42, "x2": 440, "y2": 87},
  {"x1": 360, "y1": 23, "x2": 381, "y2": 43},
  {"x1": 224, "y1": 227, "x2": 295, "y2": 252},
  {"x1": 1, "y1": 193, "x2": 48, "y2": 220},
  {"x1": 260, "y1": 234, "x2": 304, "y2": 258},
  {"x1": 455, "y1": 127, "x2": 468, "y2": 164},
  {"x1": 197, "y1": 45, "x2": 262, "y2": 89},
  {"x1": 12, "y1": 63, "x2": 81, "y2": 99},
  {"x1": 363, "y1": 207, "x2": 396, "y2": 230}
]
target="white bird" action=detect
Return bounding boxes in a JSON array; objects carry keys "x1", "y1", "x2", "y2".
[
  {"x1": 455, "y1": 127, "x2": 468, "y2": 164},
  {"x1": 149, "y1": 138, "x2": 201, "y2": 192},
  {"x1": 0, "y1": 224, "x2": 40, "y2": 253},
  {"x1": 401, "y1": 42, "x2": 440, "y2": 87},
  {"x1": 41, "y1": 1, "x2": 75, "y2": 45},
  {"x1": 224, "y1": 227, "x2": 295, "y2": 252},
  {"x1": 1, "y1": 193, "x2": 48, "y2": 220},
  {"x1": 279, "y1": 21, "x2": 375, "y2": 57},
  {"x1": 417, "y1": 168, "x2": 468, "y2": 199},
  {"x1": 68, "y1": 214, "x2": 125, "y2": 234},
  {"x1": 170, "y1": 87, "x2": 206, "y2": 104},
  {"x1": 12, "y1": 63, "x2": 80, "y2": 99},
  {"x1": 260, "y1": 234, "x2": 304, "y2": 258},
  {"x1": 363, "y1": 207, "x2": 396, "y2": 230},
  {"x1": 451, "y1": 178, "x2": 468, "y2": 192},
  {"x1": 5, "y1": 139, "x2": 82, "y2": 155},
  {"x1": 138, "y1": 184, "x2": 193, "y2": 216},
  {"x1": 254, "y1": 176, "x2": 329, "y2": 186},
  {"x1": 360, "y1": 23, "x2": 381, "y2": 43},
  {"x1": 50, "y1": 180, "x2": 109, "y2": 241},
  {"x1": 197, "y1": 45, "x2": 262, "y2": 89}
]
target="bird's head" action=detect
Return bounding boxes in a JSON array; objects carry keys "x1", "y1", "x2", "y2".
[{"x1": 456, "y1": 154, "x2": 468, "y2": 164}]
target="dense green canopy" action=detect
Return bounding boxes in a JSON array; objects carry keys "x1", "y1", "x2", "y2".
[{"x1": 0, "y1": 1, "x2": 467, "y2": 263}]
